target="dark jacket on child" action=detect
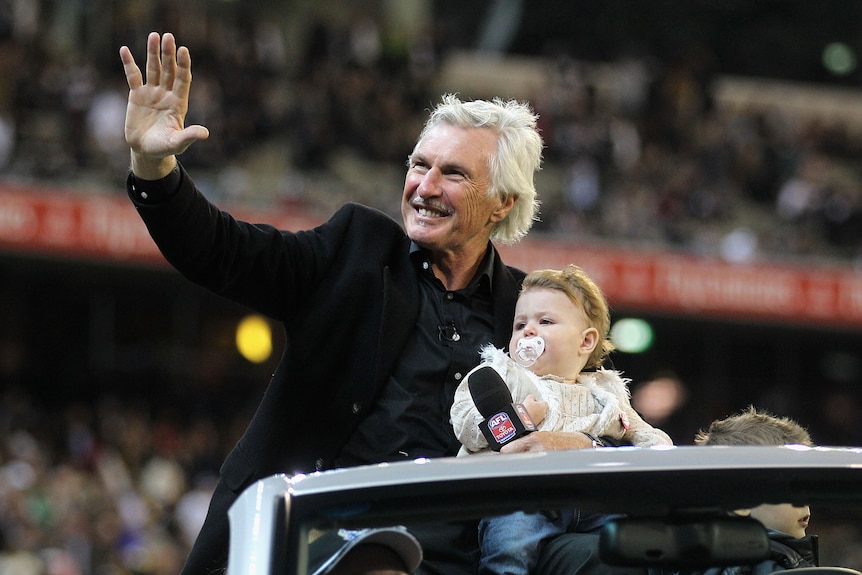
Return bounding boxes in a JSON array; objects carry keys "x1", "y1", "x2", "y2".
[{"x1": 681, "y1": 530, "x2": 818, "y2": 575}]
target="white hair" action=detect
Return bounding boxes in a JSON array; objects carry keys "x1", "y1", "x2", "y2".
[{"x1": 412, "y1": 94, "x2": 544, "y2": 244}]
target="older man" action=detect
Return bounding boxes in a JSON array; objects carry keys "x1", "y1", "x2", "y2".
[{"x1": 120, "y1": 32, "x2": 596, "y2": 575}]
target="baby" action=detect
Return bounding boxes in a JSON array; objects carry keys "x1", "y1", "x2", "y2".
[{"x1": 451, "y1": 264, "x2": 673, "y2": 575}]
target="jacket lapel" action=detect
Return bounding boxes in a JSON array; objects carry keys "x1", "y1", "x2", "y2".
[
  {"x1": 491, "y1": 255, "x2": 524, "y2": 348},
  {"x1": 376, "y1": 263, "x2": 419, "y2": 386}
]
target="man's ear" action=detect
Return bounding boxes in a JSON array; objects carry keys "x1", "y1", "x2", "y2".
[
  {"x1": 580, "y1": 327, "x2": 599, "y2": 355},
  {"x1": 490, "y1": 194, "x2": 516, "y2": 224}
]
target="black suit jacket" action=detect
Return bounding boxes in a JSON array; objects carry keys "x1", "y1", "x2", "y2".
[{"x1": 129, "y1": 166, "x2": 526, "y2": 574}]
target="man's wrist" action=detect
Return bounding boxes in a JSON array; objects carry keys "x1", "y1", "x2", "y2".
[
  {"x1": 130, "y1": 153, "x2": 177, "y2": 181},
  {"x1": 580, "y1": 432, "x2": 605, "y2": 448},
  {"x1": 128, "y1": 162, "x2": 182, "y2": 203}
]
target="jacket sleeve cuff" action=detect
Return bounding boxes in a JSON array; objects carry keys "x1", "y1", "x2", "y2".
[{"x1": 127, "y1": 163, "x2": 183, "y2": 204}]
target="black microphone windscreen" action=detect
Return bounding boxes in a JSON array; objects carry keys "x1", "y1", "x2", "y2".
[{"x1": 468, "y1": 366, "x2": 514, "y2": 418}]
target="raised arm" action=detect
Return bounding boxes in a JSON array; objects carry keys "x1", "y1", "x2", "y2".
[{"x1": 119, "y1": 32, "x2": 210, "y2": 180}]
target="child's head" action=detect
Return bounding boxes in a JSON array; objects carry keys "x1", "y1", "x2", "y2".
[
  {"x1": 509, "y1": 264, "x2": 614, "y2": 378},
  {"x1": 694, "y1": 405, "x2": 813, "y2": 447},
  {"x1": 695, "y1": 406, "x2": 813, "y2": 538}
]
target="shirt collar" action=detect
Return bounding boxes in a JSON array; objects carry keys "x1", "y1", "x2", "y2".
[{"x1": 409, "y1": 241, "x2": 495, "y2": 293}]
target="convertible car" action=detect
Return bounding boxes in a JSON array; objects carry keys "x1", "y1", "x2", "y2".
[{"x1": 223, "y1": 445, "x2": 862, "y2": 575}]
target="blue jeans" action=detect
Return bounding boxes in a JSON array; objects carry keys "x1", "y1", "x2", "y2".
[{"x1": 478, "y1": 508, "x2": 613, "y2": 575}]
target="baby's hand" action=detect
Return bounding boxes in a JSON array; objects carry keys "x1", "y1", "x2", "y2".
[{"x1": 522, "y1": 394, "x2": 548, "y2": 425}]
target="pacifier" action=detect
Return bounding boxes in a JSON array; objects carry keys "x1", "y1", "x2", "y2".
[{"x1": 514, "y1": 336, "x2": 545, "y2": 367}]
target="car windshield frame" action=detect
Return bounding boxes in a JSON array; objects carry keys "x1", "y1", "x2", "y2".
[{"x1": 224, "y1": 445, "x2": 862, "y2": 575}]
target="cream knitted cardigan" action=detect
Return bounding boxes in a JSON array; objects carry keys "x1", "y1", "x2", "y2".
[{"x1": 450, "y1": 345, "x2": 673, "y2": 455}]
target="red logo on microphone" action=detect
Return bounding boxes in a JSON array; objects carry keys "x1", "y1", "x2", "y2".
[{"x1": 488, "y1": 412, "x2": 517, "y2": 443}]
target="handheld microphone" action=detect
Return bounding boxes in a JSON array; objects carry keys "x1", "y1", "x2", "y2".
[{"x1": 468, "y1": 366, "x2": 536, "y2": 451}]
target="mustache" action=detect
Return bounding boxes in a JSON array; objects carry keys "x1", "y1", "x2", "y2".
[{"x1": 411, "y1": 197, "x2": 451, "y2": 214}]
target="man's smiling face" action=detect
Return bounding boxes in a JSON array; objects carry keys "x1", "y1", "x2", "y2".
[{"x1": 401, "y1": 123, "x2": 511, "y2": 260}]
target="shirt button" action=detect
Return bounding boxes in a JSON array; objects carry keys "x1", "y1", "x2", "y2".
[
  {"x1": 422, "y1": 262, "x2": 430, "y2": 270},
  {"x1": 454, "y1": 372, "x2": 462, "y2": 380},
  {"x1": 446, "y1": 292, "x2": 454, "y2": 300},
  {"x1": 352, "y1": 402, "x2": 362, "y2": 414},
  {"x1": 315, "y1": 458, "x2": 324, "y2": 470}
]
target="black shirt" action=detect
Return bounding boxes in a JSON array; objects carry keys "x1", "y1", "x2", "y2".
[{"x1": 334, "y1": 243, "x2": 497, "y2": 466}]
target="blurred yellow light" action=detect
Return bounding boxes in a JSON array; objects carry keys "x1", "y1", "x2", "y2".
[{"x1": 236, "y1": 314, "x2": 272, "y2": 363}]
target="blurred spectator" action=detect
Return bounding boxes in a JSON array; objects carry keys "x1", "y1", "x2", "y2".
[{"x1": 84, "y1": 80, "x2": 129, "y2": 175}]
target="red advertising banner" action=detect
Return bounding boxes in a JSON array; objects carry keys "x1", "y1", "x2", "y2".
[
  {"x1": 0, "y1": 187, "x2": 167, "y2": 264},
  {"x1": 497, "y1": 241, "x2": 862, "y2": 329},
  {"x1": 2, "y1": 185, "x2": 861, "y2": 329},
  {"x1": 0, "y1": 186, "x2": 321, "y2": 266}
]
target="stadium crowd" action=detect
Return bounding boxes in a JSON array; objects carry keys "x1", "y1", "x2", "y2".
[
  {"x1": 1, "y1": 1, "x2": 861, "y2": 265},
  {"x1": 0, "y1": 387, "x2": 224, "y2": 575},
  {"x1": 1, "y1": 2, "x2": 862, "y2": 574}
]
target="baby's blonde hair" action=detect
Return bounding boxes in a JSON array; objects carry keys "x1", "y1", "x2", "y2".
[{"x1": 521, "y1": 264, "x2": 614, "y2": 369}]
